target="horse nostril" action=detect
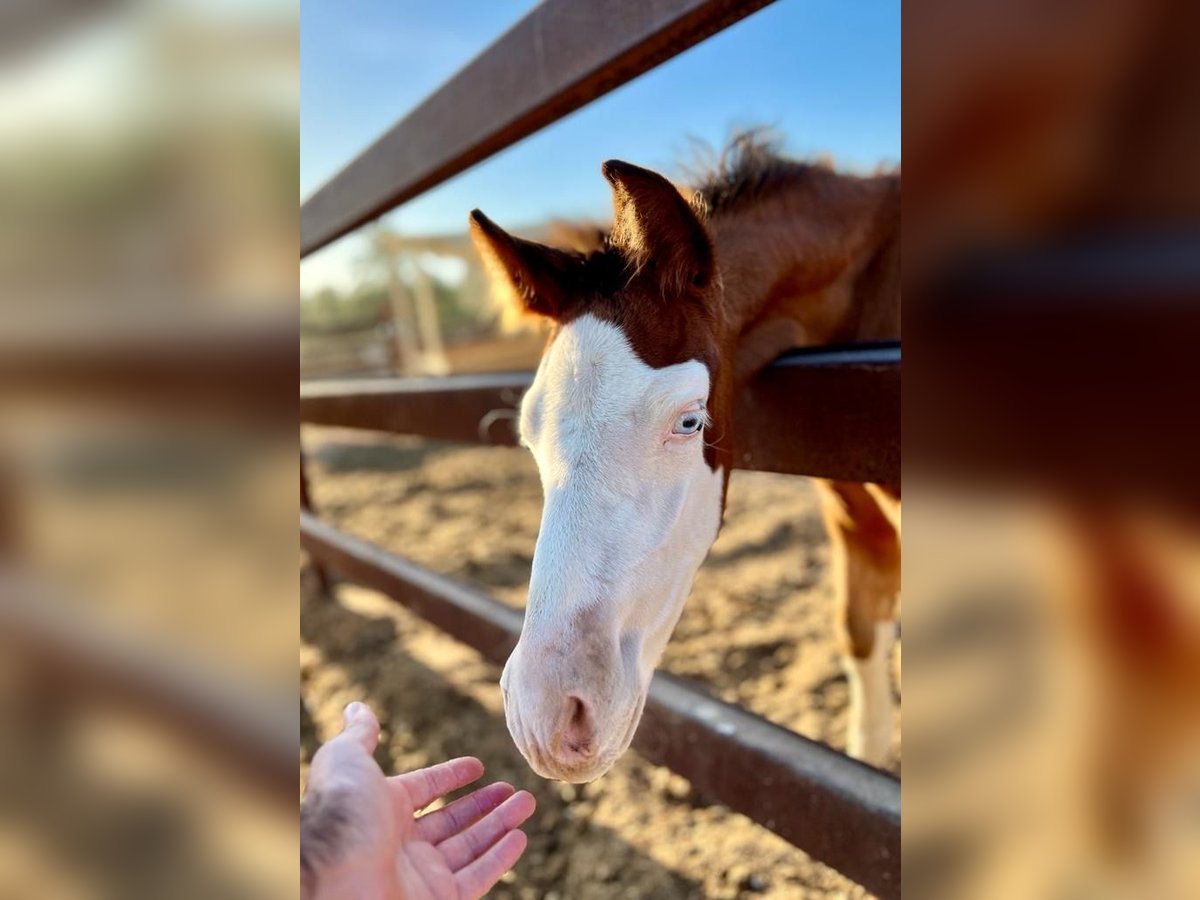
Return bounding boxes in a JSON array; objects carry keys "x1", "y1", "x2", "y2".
[
  {"x1": 568, "y1": 696, "x2": 586, "y2": 727},
  {"x1": 556, "y1": 695, "x2": 596, "y2": 759}
]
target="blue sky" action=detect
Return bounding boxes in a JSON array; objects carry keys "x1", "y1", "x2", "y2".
[{"x1": 301, "y1": 0, "x2": 899, "y2": 293}]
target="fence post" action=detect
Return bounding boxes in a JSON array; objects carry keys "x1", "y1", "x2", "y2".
[{"x1": 300, "y1": 451, "x2": 332, "y2": 594}]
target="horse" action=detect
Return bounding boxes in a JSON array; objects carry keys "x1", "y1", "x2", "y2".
[{"x1": 469, "y1": 134, "x2": 901, "y2": 782}]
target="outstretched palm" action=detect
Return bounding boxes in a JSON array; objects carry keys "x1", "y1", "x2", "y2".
[{"x1": 304, "y1": 702, "x2": 536, "y2": 899}]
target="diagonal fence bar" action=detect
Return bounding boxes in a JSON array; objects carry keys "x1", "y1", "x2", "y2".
[
  {"x1": 0, "y1": 576, "x2": 296, "y2": 802},
  {"x1": 300, "y1": 0, "x2": 778, "y2": 257},
  {"x1": 300, "y1": 512, "x2": 901, "y2": 898}
]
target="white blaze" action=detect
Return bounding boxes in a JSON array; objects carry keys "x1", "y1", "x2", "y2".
[{"x1": 503, "y1": 314, "x2": 724, "y2": 781}]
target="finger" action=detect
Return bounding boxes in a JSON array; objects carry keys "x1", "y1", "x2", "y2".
[
  {"x1": 307, "y1": 703, "x2": 381, "y2": 784},
  {"x1": 454, "y1": 830, "x2": 529, "y2": 900},
  {"x1": 389, "y1": 756, "x2": 484, "y2": 810},
  {"x1": 414, "y1": 781, "x2": 514, "y2": 845},
  {"x1": 340, "y1": 701, "x2": 380, "y2": 754},
  {"x1": 437, "y1": 790, "x2": 536, "y2": 872}
]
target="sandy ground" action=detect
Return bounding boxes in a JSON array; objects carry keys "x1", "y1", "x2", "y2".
[{"x1": 300, "y1": 427, "x2": 899, "y2": 899}]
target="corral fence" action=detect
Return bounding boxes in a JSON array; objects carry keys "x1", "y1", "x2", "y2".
[{"x1": 300, "y1": 1, "x2": 900, "y2": 896}]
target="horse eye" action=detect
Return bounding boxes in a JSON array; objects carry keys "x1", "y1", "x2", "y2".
[{"x1": 672, "y1": 411, "x2": 703, "y2": 435}]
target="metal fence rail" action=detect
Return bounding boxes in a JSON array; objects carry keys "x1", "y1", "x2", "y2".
[
  {"x1": 301, "y1": 0, "x2": 778, "y2": 256},
  {"x1": 301, "y1": 342, "x2": 900, "y2": 484},
  {"x1": 0, "y1": 318, "x2": 297, "y2": 418},
  {"x1": 300, "y1": 512, "x2": 901, "y2": 899},
  {"x1": 0, "y1": 578, "x2": 295, "y2": 802}
]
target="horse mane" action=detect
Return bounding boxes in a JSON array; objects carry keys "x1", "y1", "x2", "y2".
[{"x1": 689, "y1": 129, "x2": 831, "y2": 217}]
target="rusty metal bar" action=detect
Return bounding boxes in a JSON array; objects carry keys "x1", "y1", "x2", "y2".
[
  {"x1": 300, "y1": 0, "x2": 778, "y2": 257},
  {"x1": 300, "y1": 343, "x2": 900, "y2": 484},
  {"x1": 734, "y1": 342, "x2": 900, "y2": 484},
  {"x1": 909, "y1": 240, "x2": 1200, "y2": 507},
  {"x1": 0, "y1": 576, "x2": 296, "y2": 803},
  {"x1": 302, "y1": 372, "x2": 530, "y2": 446},
  {"x1": 0, "y1": 316, "x2": 297, "y2": 420},
  {"x1": 299, "y1": 512, "x2": 901, "y2": 898}
]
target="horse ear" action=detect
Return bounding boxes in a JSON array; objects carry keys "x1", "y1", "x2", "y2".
[
  {"x1": 469, "y1": 209, "x2": 580, "y2": 319},
  {"x1": 601, "y1": 159, "x2": 714, "y2": 294}
]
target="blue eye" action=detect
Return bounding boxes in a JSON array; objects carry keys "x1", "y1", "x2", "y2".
[{"x1": 672, "y1": 410, "x2": 704, "y2": 435}]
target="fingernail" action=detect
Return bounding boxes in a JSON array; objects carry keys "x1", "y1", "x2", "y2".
[{"x1": 344, "y1": 701, "x2": 366, "y2": 722}]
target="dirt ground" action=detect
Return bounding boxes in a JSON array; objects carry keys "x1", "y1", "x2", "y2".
[{"x1": 300, "y1": 426, "x2": 899, "y2": 899}]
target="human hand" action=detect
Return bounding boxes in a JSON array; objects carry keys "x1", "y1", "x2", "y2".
[{"x1": 302, "y1": 701, "x2": 536, "y2": 899}]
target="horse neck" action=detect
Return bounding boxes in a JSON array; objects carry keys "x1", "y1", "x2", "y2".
[{"x1": 709, "y1": 170, "x2": 901, "y2": 380}]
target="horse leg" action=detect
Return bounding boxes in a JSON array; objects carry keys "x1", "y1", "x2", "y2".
[{"x1": 819, "y1": 480, "x2": 901, "y2": 766}]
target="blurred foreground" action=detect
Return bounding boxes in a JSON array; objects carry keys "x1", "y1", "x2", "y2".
[
  {"x1": 1, "y1": 1, "x2": 298, "y2": 897},
  {"x1": 904, "y1": 0, "x2": 1200, "y2": 896}
]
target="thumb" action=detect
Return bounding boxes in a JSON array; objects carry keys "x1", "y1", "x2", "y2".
[{"x1": 341, "y1": 701, "x2": 381, "y2": 754}]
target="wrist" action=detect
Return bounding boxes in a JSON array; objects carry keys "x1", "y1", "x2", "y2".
[
  {"x1": 301, "y1": 786, "x2": 399, "y2": 900},
  {"x1": 307, "y1": 859, "x2": 399, "y2": 900}
]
